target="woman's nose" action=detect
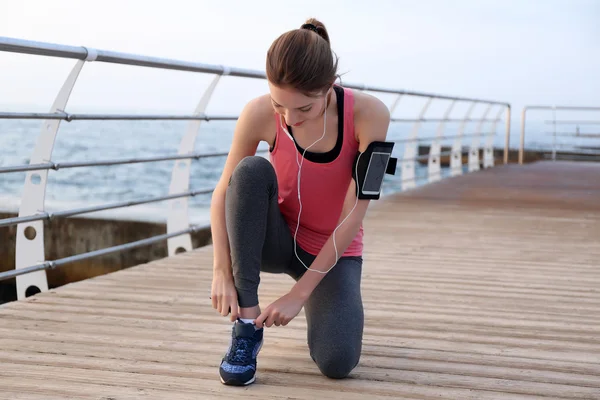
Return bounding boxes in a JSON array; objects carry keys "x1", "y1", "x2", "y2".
[{"x1": 284, "y1": 111, "x2": 299, "y2": 126}]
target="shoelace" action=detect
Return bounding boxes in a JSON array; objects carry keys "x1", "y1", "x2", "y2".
[{"x1": 229, "y1": 337, "x2": 255, "y2": 364}]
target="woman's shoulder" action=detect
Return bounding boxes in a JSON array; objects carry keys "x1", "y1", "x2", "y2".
[
  {"x1": 237, "y1": 93, "x2": 277, "y2": 141},
  {"x1": 343, "y1": 87, "x2": 391, "y2": 145},
  {"x1": 350, "y1": 89, "x2": 390, "y2": 121},
  {"x1": 241, "y1": 93, "x2": 276, "y2": 125}
]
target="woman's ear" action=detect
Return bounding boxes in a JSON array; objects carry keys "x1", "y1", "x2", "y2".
[{"x1": 325, "y1": 84, "x2": 334, "y2": 97}]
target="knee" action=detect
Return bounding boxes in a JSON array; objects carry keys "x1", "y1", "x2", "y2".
[
  {"x1": 228, "y1": 156, "x2": 276, "y2": 193},
  {"x1": 231, "y1": 156, "x2": 274, "y2": 181},
  {"x1": 226, "y1": 155, "x2": 277, "y2": 208},
  {"x1": 313, "y1": 349, "x2": 360, "y2": 379}
]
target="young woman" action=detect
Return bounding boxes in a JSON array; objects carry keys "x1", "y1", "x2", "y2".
[{"x1": 210, "y1": 18, "x2": 390, "y2": 386}]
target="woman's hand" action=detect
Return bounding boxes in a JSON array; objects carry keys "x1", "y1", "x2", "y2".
[
  {"x1": 254, "y1": 290, "x2": 306, "y2": 329},
  {"x1": 211, "y1": 267, "x2": 239, "y2": 322}
]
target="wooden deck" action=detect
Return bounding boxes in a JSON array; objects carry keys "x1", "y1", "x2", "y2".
[{"x1": 1, "y1": 161, "x2": 599, "y2": 399}]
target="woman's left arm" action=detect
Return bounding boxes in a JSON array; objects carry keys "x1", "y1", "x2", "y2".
[{"x1": 290, "y1": 93, "x2": 391, "y2": 300}]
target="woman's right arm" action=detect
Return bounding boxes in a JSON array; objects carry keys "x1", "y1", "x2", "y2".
[{"x1": 209, "y1": 96, "x2": 272, "y2": 319}]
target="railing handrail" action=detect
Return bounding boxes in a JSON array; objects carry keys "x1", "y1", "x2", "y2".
[
  {"x1": 0, "y1": 112, "x2": 507, "y2": 123},
  {"x1": 519, "y1": 105, "x2": 600, "y2": 164},
  {"x1": 523, "y1": 106, "x2": 600, "y2": 112},
  {"x1": 0, "y1": 36, "x2": 264, "y2": 78},
  {"x1": 0, "y1": 36, "x2": 509, "y2": 106},
  {"x1": 0, "y1": 188, "x2": 214, "y2": 229},
  {"x1": 0, "y1": 112, "x2": 239, "y2": 121},
  {"x1": 0, "y1": 150, "x2": 269, "y2": 174}
]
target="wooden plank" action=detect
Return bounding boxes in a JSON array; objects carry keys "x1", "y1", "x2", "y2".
[
  {"x1": 1, "y1": 161, "x2": 599, "y2": 399},
  {"x1": 0, "y1": 361, "x2": 587, "y2": 400}
]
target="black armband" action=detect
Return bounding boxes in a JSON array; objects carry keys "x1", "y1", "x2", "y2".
[{"x1": 352, "y1": 141, "x2": 397, "y2": 200}]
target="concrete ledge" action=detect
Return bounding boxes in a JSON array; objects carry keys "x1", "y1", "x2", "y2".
[{"x1": 0, "y1": 213, "x2": 212, "y2": 303}]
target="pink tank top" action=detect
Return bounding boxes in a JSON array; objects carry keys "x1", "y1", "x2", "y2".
[{"x1": 269, "y1": 86, "x2": 363, "y2": 257}]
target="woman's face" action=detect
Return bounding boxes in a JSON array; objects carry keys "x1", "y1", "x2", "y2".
[{"x1": 268, "y1": 82, "x2": 330, "y2": 128}]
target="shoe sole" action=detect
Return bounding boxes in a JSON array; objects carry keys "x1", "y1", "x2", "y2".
[{"x1": 220, "y1": 375, "x2": 256, "y2": 386}]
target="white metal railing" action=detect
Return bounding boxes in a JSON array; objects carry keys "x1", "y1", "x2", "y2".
[
  {"x1": 519, "y1": 106, "x2": 600, "y2": 164},
  {"x1": 0, "y1": 36, "x2": 511, "y2": 299}
]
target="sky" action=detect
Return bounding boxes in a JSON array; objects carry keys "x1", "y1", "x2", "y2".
[{"x1": 1, "y1": 0, "x2": 599, "y2": 132}]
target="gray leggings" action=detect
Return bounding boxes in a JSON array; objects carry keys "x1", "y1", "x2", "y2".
[{"x1": 225, "y1": 155, "x2": 364, "y2": 379}]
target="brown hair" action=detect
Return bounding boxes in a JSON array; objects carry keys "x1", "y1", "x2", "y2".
[{"x1": 266, "y1": 18, "x2": 339, "y2": 97}]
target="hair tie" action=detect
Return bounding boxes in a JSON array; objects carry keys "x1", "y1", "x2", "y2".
[{"x1": 301, "y1": 23, "x2": 319, "y2": 34}]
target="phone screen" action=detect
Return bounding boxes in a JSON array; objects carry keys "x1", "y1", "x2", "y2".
[{"x1": 362, "y1": 151, "x2": 391, "y2": 194}]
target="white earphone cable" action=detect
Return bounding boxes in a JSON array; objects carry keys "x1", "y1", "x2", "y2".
[{"x1": 280, "y1": 89, "x2": 361, "y2": 274}]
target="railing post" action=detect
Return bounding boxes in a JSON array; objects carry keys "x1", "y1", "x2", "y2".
[
  {"x1": 552, "y1": 106, "x2": 557, "y2": 162},
  {"x1": 167, "y1": 74, "x2": 223, "y2": 256},
  {"x1": 428, "y1": 100, "x2": 456, "y2": 183},
  {"x1": 402, "y1": 98, "x2": 433, "y2": 190},
  {"x1": 504, "y1": 105, "x2": 511, "y2": 164},
  {"x1": 484, "y1": 107, "x2": 506, "y2": 168},
  {"x1": 451, "y1": 102, "x2": 476, "y2": 177},
  {"x1": 469, "y1": 104, "x2": 493, "y2": 172},
  {"x1": 15, "y1": 57, "x2": 91, "y2": 300},
  {"x1": 389, "y1": 94, "x2": 403, "y2": 116},
  {"x1": 519, "y1": 107, "x2": 527, "y2": 164}
]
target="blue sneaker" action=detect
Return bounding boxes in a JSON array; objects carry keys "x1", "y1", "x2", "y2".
[{"x1": 219, "y1": 319, "x2": 264, "y2": 386}]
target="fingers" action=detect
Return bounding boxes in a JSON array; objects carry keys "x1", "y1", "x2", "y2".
[
  {"x1": 230, "y1": 301, "x2": 239, "y2": 322},
  {"x1": 220, "y1": 296, "x2": 235, "y2": 317},
  {"x1": 255, "y1": 309, "x2": 283, "y2": 329},
  {"x1": 266, "y1": 313, "x2": 280, "y2": 327},
  {"x1": 219, "y1": 297, "x2": 229, "y2": 316},
  {"x1": 255, "y1": 307, "x2": 275, "y2": 328},
  {"x1": 254, "y1": 310, "x2": 267, "y2": 329},
  {"x1": 227, "y1": 290, "x2": 239, "y2": 320},
  {"x1": 215, "y1": 294, "x2": 223, "y2": 314},
  {"x1": 213, "y1": 294, "x2": 226, "y2": 315},
  {"x1": 211, "y1": 282, "x2": 239, "y2": 320}
]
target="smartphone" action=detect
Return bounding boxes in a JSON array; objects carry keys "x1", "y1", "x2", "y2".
[{"x1": 361, "y1": 150, "x2": 392, "y2": 196}]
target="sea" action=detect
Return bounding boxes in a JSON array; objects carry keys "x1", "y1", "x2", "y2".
[{"x1": 0, "y1": 115, "x2": 588, "y2": 225}]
